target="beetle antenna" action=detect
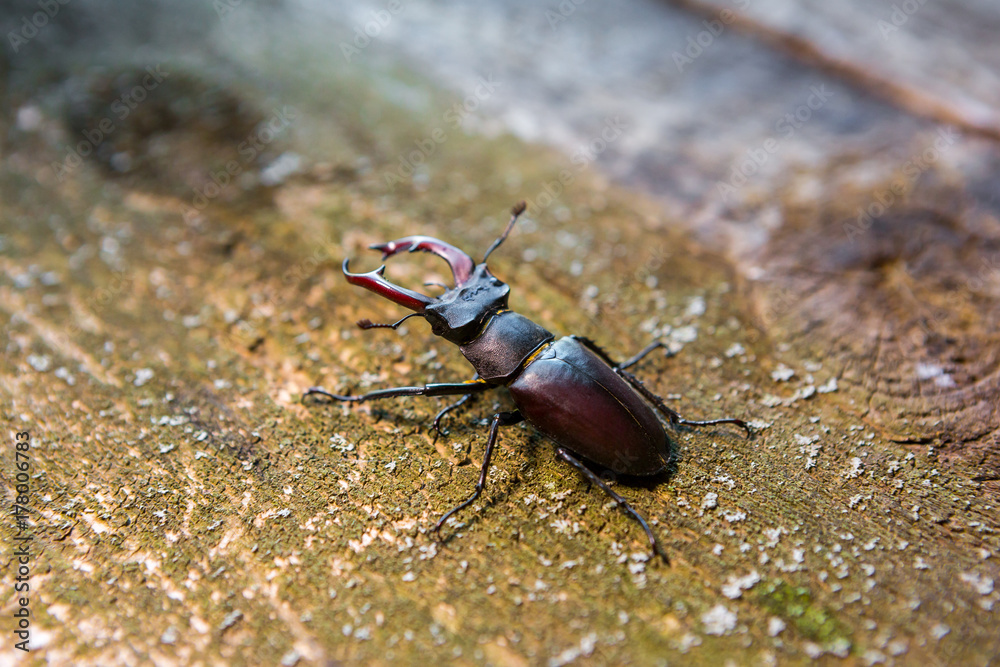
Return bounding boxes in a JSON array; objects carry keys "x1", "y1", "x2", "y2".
[
  {"x1": 423, "y1": 281, "x2": 450, "y2": 291},
  {"x1": 482, "y1": 201, "x2": 527, "y2": 263},
  {"x1": 357, "y1": 313, "x2": 422, "y2": 330}
]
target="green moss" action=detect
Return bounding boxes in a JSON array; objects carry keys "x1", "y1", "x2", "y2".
[{"x1": 756, "y1": 580, "x2": 850, "y2": 647}]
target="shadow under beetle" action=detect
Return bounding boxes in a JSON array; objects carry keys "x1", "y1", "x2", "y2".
[{"x1": 306, "y1": 202, "x2": 749, "y2": 561}]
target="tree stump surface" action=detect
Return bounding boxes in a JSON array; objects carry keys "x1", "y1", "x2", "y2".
[{"x1": 0, "y1": 1, "x2": 998, "y2": 665}]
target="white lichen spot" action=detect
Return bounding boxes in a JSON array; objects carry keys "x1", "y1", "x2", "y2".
[
  {"x1": 803, "y1": 642, "x2": 823, "y2": 659},
  {"x1": 930, "y1": 624, "x2": 950, "y2": 640},
  {"x1": 959, "y1": 571, "x2": 994, "y2": 595},
  {"x1": 671, "y1": 325, "x2": 698, "y2": 344},
  {"x1": 763, "y1": 526, "x2": 785, "y2": 548},
  {"x1": 686, "y1": 296, "x2": 706, "y2": 317},
  {"x1": 723, "y1": 510, "x2": 747, "y2": 523},
  {"x1": 862, "y1": 649, "x2": 886, "y2": 664},
  {"x1": 54, "y1": 366, "x2": 76, "y2": 385},
  {"x1": 915, "y1": 363, "x2": 956, "y2": 388},
  {"x1": 724, "y1": 343, "x2": 745, "y2": 358},
  {"x1": 828, "y1": 638, "x2": 851, "y2": 658},
  {"x1": 548, "y1": 632, "x2": 597, "y2": 667},
  {"x1": 844, "y1": 457, "x2": 864, "y2": 479},
  {"x1": 701, "y1": 605, "x2": 737, "y2": 636},
  {"x1": 134, "y1": 367, "x2": 154, "y2": 386},
  {"x1": 721, "y1": 571, "x2": 760, "y2": 599},
  {"x1": 701, "y1": 492, "x2": 718, "y2": 511},
  {"x1": 767, "y1": 617, "x2": 786, "y2": 637},
  {"x1": 27, "y1": 354, "x2": 52, "y2": 372},
  {"x1": 848, "y1": 494, "x2": 870, "y2": 510},
  {"x1": 887, "y1": 640, "x2": 908, "y2": 656},
  {"x1": 712, "y1": 474, "x2": 736, "y2": 490},
  {"x1": 760, "y1": 394, "x2": 783, "y2": 408},
  {"x1": 771, "y1": 364, "x2": 795, "y2": 382},
  {"x1": 330, "y1": 433, "x2": 355, "y2": 452},
  {"x1": 677, "y1": 633, "x2": 702, "y2": 653},
  {"x1": 818, "y1": 377, "x2": 838, "y2": 393}
]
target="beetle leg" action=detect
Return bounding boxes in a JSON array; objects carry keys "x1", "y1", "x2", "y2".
[
  {"x1": 434, "y1": 410, "x2": 524, "y2": 536},
  {"x1": 574, "y1": 336, "x2": 751, "y2": 437},
  {"x1": 618, "y1": 370, "x2": 751, "y2": 436},
  {"x1": 432, "y1": 374, "x2": 482, "y2": 437},
  {"x1": 616, "y1": 341, "x2": 674, "y2": 370},
  {"x1": 555, "y1": 447, "x2": 667, "y2": 564},
  {"x1": 432, "y1": 392, "x2": 478, "y2": 439},
  {"x1": 303, "y1": 379, "x2": 492, "y2": 403},
  {"x1": 571, "y1": 336, "x2": 672, "y2": 370}
]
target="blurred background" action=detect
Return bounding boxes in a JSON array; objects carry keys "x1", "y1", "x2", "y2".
[
  {"x1": 2, "y1": 0, "x2": 999, "y2": 664},
  {"x1": 4, "y1": 0, "x2": 999, "y2": 471}
]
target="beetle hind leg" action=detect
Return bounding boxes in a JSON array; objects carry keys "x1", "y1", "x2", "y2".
[
  {"x1": 620, "y1": 372, "x2": 751, "y2": 437},
  {"x1": 556, "y1": 447, "x2": 667, "y2": 564}
]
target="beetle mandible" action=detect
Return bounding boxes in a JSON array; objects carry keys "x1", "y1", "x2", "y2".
[{"x1": 306, "y1": 202, "x2": 750, "y2": 561}]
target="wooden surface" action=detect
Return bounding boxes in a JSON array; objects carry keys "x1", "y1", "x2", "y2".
[{"x1": 1, "y1": 1, "x2": 998, "y2": 665}]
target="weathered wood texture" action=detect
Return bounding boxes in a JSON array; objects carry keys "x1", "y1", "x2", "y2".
[{"x1": 0, "y1": 1, "x2": 998, "y2": 665}]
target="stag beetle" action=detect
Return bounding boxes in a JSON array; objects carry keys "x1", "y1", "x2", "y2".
[{"x1": 306, "y1": 202, "x2": 749, "y2": 561}]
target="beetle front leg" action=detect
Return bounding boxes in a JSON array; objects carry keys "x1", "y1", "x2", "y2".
[
  {"x1": 432, "y1": 393, "x2": 478, "y2": 439},
  {"x1": 303, "y1": 379, "x2": 492, "y2": 403},
  {"x1": 434, "y1": 410, "x2": 523, "y2": 536},
  {"x1": 555, "y1": 447, "x2": 667, "y2": 564},
  {"x1": 573, "y1": 336, "x2": 750, "y2": 437}
]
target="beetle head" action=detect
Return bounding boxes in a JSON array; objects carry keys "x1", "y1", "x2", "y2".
[{"x1": 344, "y1": 202, "x2": 526, "y2": 344}]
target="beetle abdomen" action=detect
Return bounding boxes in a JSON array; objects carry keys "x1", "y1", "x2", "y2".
[{"x1": 508, "y1": 337, "x2": 670, "y2": 476}]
